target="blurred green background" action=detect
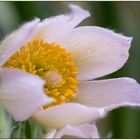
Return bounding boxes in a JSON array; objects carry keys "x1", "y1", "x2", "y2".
[{"x1": 0, "y1": 1, "x2": 140, "y2": 138}]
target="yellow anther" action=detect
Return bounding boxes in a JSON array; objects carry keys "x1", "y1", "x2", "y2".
[{"x1": 4, "y1": 39, "x2": 79, "y2": 108}]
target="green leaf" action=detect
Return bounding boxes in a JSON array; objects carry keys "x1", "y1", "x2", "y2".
[{"x1": 0, "y1": 107, "x2": 12, "y2": 138}]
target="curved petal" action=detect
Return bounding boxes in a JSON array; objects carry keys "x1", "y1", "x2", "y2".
[
  {"x1": 0, "y1": 68, "x2": 53, "y2": 121},
  {"x1": 0, "y1": 18, "x2": 40, "y2": 67},
  {"x1": 33, "y1": 103, "x2": 105, "y2": 129},
  {"x1": 53, "y1": 123, "x2": 99, "y2": 138},
  {"x1": 59, "y1": 26, "x2": 132, "y2": 80},
  {"x1": 44, "y1": 129, "x2": 57, "y2": 138},
  {"x1": 74, "y1": 78, "x2": 140, "y2": 112},
  {"x1": 32, "y1": 4, "x2": 90, "y2": 43}
]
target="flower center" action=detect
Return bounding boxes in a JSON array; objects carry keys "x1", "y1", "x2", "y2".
[
  {"x1": 4, "y1": 39, "x2": 78, "y2": 108},
  {"x1": 45, "y1": 71, "x2": 64, "y2": 88}
]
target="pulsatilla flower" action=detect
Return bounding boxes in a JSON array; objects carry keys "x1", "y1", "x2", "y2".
[{"x1": 0, "y1": 4, "x2": 140, "y2": 138}]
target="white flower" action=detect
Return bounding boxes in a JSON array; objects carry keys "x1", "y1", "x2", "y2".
[{"x1": 0, "y1": 4, "x2": 140, "y2": 138}]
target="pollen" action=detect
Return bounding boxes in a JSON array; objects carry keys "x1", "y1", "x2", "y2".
[{"x1": 4, "y1": 39, "x2": 79, "y2": 108}]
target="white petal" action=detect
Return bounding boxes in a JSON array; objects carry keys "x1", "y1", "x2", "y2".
[
  {"x1": 32, "y1": 4, "x2": 90, "y2": 43},
  {"x1": 33, "y1": 103, "x2": 105, "y2": 129},
  {"x1": 74, "y1": 78, "x2": 140, "y2": 111},
  {"x1": 0, "y1": 18, "x2": 40, "y2": 67},
  {"x1": 44, "y1": 129, "x2": 57, "y2": 138},
  {"x1": 53, "y1": 123, "x2": 99, "y2": 138},
  {"x1": 0, "y1": 68, "x2": 52, "y2": 121},
  {"x1": 59, "y1": 26, "x2": 132, "y2": 80}
]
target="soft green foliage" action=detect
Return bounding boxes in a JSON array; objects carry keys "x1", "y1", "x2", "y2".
[
  {"x1": 0, "y1": 108, "x2": 12, "y2": 138},
  {"x1": 11, "y1": 120, "x2": 44, "y2": 138}
]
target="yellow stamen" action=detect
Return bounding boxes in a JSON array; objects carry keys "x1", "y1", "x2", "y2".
[{"x1": 4, "y1": 39, "x2": 78, "y2": 108}]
